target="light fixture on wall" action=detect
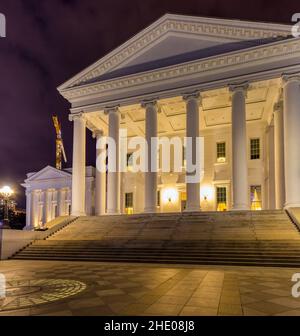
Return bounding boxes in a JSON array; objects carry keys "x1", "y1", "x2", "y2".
[
  {"x1": 217, "y1": 157, "x2": 226, "y2": 163},
  {"x1": 200, "y1": 185, "x2": 213, "y2": 202},
  {"x1": 162, "y1": 188, "x2": 178, "y2": 204}
]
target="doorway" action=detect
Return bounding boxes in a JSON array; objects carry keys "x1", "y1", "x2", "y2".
[{"x1": 216, "y1": 186, "x2": 227, "y2": 211}]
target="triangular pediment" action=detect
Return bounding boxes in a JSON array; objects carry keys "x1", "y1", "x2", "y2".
[
  {"x1": 58, "y1": 14, "x2": 291, "y2": 91},
  {"x1": 25, "y1": 166, "x2": 71, "y2": 183}
]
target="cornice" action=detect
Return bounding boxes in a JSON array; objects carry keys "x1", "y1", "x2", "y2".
[
  {"x1": 60, "y1": 38, "x2": 300, "y2": 104},
  {"x1": 58, "y1": 14, "x2": 291, "y2": 91}
]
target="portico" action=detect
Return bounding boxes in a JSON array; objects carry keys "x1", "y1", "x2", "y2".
[{"x1": 57, "y1": 14, "x2": 300, "y2": 216}]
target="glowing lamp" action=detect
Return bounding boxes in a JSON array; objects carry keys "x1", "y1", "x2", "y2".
[
  {"x1": 0, "y1": 186, "x2": 13, "y2": 198},
  {"x1": 217, "y1": 157, "x2": 226, "y2": 163},
  {"x1": 200, "y1": 186, "x2": 213, "y2": 202},
  {"x1": 162, "y1": 188, "x2": 178, "y2": 204},
  {"x1": 0, "y1": 185, "x2": 14, "y2": 229}
]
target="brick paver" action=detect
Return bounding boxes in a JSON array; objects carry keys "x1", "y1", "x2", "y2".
[{"x1": 0, "y1": 260, "x2": 299, "y2": 316}]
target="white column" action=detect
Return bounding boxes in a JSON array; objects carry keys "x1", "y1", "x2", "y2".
[
  {"x1": 66, "y1": 189, "x2": 71, "y2": 215},
  {"x1": 32, "y1": 191, "x2": 39, "y2": 228},
  {"x1": 142, "y1": 100, "x2": 158, "y2": 213},
  {"x1": 70, "y1": 113, "x2": 86, "y2": 216},
  {"x1": 282, "y1": 74, "x2": 300, "y2": 208},
  {"x1": 106, "y1": 107, "x2": 120, "y2": 214},
  {"x1": 273, "y1": 100, "x2": 285, "y2": 209},
  {"x1": 25, "y1": 191, "x2": 33, "y2": 230},
  {"x1": 45, "y1": 190, "x2": 52, "y2": 222},
  {"x1": 94, "y1": 130, "x2": 106, "y2": 215},
  {"x1": 41, "y1": 190, "x2": 47, "y2": 227},
  {"x1": 230, "y1": 83, "x2": 249, "y2": 210},
  {"x1": 57, "y1": 189, "x2": 66, "y2": 216},
  {"x1": 267, "y1": 123, "x2": 276, "y2": 209},
  {"x1": 184, "y1": 92, "x2": 201, "y2": 212}
]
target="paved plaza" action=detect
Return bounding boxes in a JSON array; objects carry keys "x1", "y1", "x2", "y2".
[{"x1": 0, "y1": 260, "x2": 300, "y2": 316}]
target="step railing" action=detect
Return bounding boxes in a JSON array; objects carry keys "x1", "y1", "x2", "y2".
[{"x1": 10, "y1": 217, "x2": 79, "y2": 259}]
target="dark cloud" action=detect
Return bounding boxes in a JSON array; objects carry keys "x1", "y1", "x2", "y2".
[{"x1": 0, "y1": 0, "x2": 297, "y2": 207}]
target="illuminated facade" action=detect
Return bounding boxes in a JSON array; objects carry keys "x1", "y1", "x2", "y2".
[
  {"x1": 25, "y1": 14, "x2": 300, "y2": 225},
  {"x1": 22, "y1": 166, "x2": 95, "y2": 229}
]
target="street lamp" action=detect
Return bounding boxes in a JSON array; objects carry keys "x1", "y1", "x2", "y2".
[{"x1": 0, "y1": 186, "x2": 14, "y2": 229}]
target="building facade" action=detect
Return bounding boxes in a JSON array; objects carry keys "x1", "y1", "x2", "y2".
[
  {"x1": 22, "y1": 166, "x2": 95, "y2": 229},
  {"x1": 49, "y1": 15, "x2": 300, "y2": 218}
]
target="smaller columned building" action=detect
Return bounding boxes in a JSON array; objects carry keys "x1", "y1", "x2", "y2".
[{"x1": 22, "y1": 166, "x2": 95, "y2": 230}]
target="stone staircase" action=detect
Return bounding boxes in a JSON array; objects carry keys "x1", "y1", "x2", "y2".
[{"x1": 11, "y1": 210, "x2": 300, "y2": 267}]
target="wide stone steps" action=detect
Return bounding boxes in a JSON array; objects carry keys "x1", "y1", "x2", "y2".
[
  {"x1": 14, "y1": 250, "x2": 300, "y2": 258},
  {"x1": 13, "y1": 255, "x2": 300, "y2": 267},
  {"x1": 11, "y1": 210, "x2": 300, "y2": 267},
  {"x1": 12, "y1": 239, "x2": 300, "y2": 267},
  {"x1": 46, "y1": 210, "x2": 299, "y2": 242}
]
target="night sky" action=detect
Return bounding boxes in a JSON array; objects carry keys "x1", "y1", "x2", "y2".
[{"x1": 0, "y1": 0, "x2": 299, "y2": 207}]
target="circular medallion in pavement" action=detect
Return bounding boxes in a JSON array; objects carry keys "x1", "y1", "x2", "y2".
[{"x1": 0, "y1": 279, "x2": 87, "y2": 311}]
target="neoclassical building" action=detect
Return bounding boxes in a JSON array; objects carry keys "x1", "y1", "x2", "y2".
[
  {"x1": 22, "y1": 166, "x2": 95, "y2": 229},
  {"x1": 44, "y1": 14, "x2": 300, "y2": 220}
]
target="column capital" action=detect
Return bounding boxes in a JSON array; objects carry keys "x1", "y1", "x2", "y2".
[
  {"x1": 92, "y1": 129, "x2": 104, "y2": 139},
  {"x1": 273, "y1": 100, "x2": 283, "y2": 113},
  {"x1": 104, "y1": 105, "x2": 120, "y2": 115},
  {"x1": 69, "y1": 112, "x2": 87, "y2": 122},
  {"x1": 228, "y1": 82, "x2": 249, "y2": 94},
  {"x1": 182, "y1": 91, "x2": 202, "y2": 103},
  {"x1": 141, "y1": 99, "x2": 158, "y2": 109},
  {"x1": 281, "y1": 73, "x2": 300, "y2": 86}
]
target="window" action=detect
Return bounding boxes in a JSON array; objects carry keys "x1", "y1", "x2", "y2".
[
  {"x1": 250, "y1": 186, "x2": 262, "y2": 210},
  {"x1": 250, "y1": 138, "x2": 260, "y2": 160},
  {"x1": 216, "y1": 142, "x2": 226, "y2": 163},
  {"x1": 157, "y1": 190, "x2": 161, "y2": 207},
  {"x1": 216, "y1": 187, "x2": 227, "y2": 211},
  {"x1": 125, "y1": 192, "x2": 133, "y2": 214}
]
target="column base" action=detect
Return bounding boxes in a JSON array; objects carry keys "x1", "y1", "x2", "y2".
[
  {"x1": 95, "y1": 212, "x2": 105, "y2": 216},
  {"x1": 71, "y1": 211, "x2": 86, "y2": 217},
  {"x1": 144, "y1": 207, "x2": 157, "y2": 214},
  {"x1": 284, "y1": 203, "x2": 300, "y2": 209},
  {"x1": 184, "y1": 206, "x2": 201, "y2": 212},
  {"x1": 106, "y1": 210, "x2": 121, "y2": 215},
  {"x1": 232, "y1": 204, "x2": 250, "y2": 211},
  {"x1": 23, "y1": 225, "x2": 34, "y2": 231}
]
